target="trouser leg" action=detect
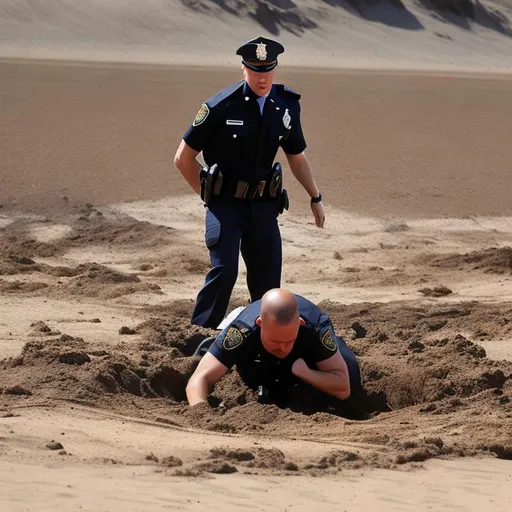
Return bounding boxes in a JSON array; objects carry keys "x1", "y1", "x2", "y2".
[
  {"x1": 240, "y1": 201, "x2": 282, "y2": 302},
  {"x1": 191, "y1": 203, "x2": 242, "y2": 328}
]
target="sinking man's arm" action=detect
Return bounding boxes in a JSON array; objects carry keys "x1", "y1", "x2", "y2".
[
  {"x1": 186, "y1": 352, "x2": 228, "y2": 406},
  {"x1": 291, "y1": 351, "x2": 351, "y2": 400}
]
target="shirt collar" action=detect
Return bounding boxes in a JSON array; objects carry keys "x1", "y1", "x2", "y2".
[
  {"x1": 258, "y1": 91, "x2": 270, "y2": 103},
  {"x1": 242, "y1": 82, "x2": 274, "y2": 102}
]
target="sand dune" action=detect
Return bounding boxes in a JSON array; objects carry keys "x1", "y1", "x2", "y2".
[{"x1": 1, "y1": 0, "x2": 512, "y2": 71}]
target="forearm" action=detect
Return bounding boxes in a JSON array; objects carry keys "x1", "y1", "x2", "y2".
[
  {"x1": 288, "y1": 154, "x2": 320, "y2": 198},
  {"x1": 185, "y1": 376, "x2": 210, "y2": 406},
  {"x1": 296, "y1": 367, "x2": 350, "y2": 400},
  {"x1": 176, "y1": 158, "x2": 203, "y2": 195}
]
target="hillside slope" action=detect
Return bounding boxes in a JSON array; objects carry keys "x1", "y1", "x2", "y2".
[{"x1": 1, "y1": 0, "x2": 512, "y2": 70}]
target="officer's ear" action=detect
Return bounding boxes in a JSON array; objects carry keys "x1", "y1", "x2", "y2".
[{"x1": 255, "y1": 316, "x2": 262, "y2": 326}]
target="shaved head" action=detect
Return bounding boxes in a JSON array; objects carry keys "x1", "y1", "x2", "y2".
[
  {"x1": 260, "y1": 288, "x2": 299, "y2": 324},
  {"x1": 256, "y1": 289, "x2": 304, "y2": 358}
]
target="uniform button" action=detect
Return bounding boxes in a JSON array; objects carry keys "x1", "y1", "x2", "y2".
[
  {"x1": 276, "y1": 107, "x2": 280, "y2": 110},
  {"x1": 245, "y1": 96, "x2": 249, "y2": 101},
  {"x1": 233, "y1": 134, "x2": 237, "y2": 138}
]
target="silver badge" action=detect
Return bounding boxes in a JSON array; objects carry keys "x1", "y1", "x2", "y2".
[
  {"x1": 283, "y1": 108, "x2": 291, "y2": 129},
  {"x1": 256, "y1": 42, "x2": 267, "y2": 61}
]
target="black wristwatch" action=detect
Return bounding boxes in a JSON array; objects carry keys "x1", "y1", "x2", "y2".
[{"x1": 310, "y1": 192, "x2": 322, "y2": 204}]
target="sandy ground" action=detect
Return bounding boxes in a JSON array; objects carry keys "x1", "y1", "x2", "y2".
[
  {"x1": 1, "y1": 407, "x2": 511, "y2": 512},
  {"x1": 2, "y1": 60, "x2": 512, "y2": 219},
  {"x1": 2, "y1": 2, "x2": 512, "y2": 510}
]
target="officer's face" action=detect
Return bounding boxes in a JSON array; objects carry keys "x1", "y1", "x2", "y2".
[
  {"x1": 258, "y1": 316, "x2": 304, "y2": 358},
  {"x1": 242, "y1": 65, "x2": 275, "y2": 97}
]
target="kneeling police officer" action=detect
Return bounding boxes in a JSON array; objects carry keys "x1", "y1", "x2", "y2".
[
  {"x1": 174, "y1": 36, "x2": 325, "y2": 329},
  {"x1": 185, "y1": 288, "x2": 361, "y2": 407}
]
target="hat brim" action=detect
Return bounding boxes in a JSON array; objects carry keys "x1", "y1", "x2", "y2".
[{"x1": 242, "y1": 59, "x2": 278, "y2": 72}]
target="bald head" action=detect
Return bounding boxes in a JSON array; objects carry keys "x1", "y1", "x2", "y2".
[
  {"x1": 260, "y1": 288, "x2": 299, "y2": 325},
  {"x1": 257, "y1": 289, "x2": 303, "y2": 358}
]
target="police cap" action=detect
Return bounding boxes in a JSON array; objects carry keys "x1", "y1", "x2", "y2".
[{"x1": 236, "y1": 36, "x2": 285, "y2": 73}]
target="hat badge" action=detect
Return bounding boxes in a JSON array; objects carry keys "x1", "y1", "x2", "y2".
[{"x1": 256, "y1": 42, "x2": 267, "y2": 61}]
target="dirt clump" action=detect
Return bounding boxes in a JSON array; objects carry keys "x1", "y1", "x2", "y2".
[
  {"x1": 0, "y1": 280, "x2": 49, "y2": 293},
  {"x1": 29, "y1": 321, "x2": 61, "y2": 337},
  {"x1": 135, "y1": 317, "x2": 215, "y2": 356},
  {"x1": 419, "y1": 285, "x2": 453, "y2": 297}
]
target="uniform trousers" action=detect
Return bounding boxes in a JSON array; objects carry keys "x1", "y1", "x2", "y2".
[{"x1": 191, "y1": 197, "x2": 282, "y2": 328}]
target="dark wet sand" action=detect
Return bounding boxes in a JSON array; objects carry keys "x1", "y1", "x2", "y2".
[{"x1": 2, "y1": 59, "x2": 512, "y2": 218}]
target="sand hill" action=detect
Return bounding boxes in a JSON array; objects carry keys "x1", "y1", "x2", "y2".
[{"x1": 1, "y1": 0, "x2": 512, "y2": 71}]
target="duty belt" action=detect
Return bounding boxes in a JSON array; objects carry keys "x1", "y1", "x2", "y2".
[
  {"x1": 200, "y1": 162, "x2": 284, "y2": 204},
  {"x1": 233, "y1": 164, "x2": 283, "y2": 199}
]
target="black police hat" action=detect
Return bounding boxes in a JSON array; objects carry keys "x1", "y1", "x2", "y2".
[{"x1": 236, "y1": 36, "x2": 285, "y2": 73}]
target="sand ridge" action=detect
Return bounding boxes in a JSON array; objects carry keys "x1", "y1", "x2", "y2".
[{"x1": 2, "y1": 0, "x2": 512, "y2": 72}]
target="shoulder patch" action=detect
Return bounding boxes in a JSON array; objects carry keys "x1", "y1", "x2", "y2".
[
  {"x1": 222, "y1": 326, "x2": 245, "y2": 350},
  {"x1": 192, "y1": 103, "x2": 210, "y2": 127},
  {"x1": 276, "y1": 84, "x2": 301, "y2": 100},
  {"x1": 321, "y1": 328, "x2": 338, "y2": 352}
]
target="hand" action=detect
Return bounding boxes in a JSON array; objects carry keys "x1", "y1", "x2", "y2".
[
  {"x1": 291, "y1": 358, "x2": 310, "y2": 379},
  {"x1": 310, "y1": 201, "x2": 325, "y2": 228}
]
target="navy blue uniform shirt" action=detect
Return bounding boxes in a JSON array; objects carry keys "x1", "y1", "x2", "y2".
[
  {"x1": 183, "y1": 81, "x2": 307, "y2": 184},
  {"x1": 208, "y1": 294, "x2": 339, "y2": 374}
]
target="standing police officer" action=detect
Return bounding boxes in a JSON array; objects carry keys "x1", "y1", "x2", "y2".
[{"x1": 174, "y1": 36, "x2": 325, "y2": 329}]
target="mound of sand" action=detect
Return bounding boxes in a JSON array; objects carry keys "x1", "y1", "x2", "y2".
[
  {"x1": 0, "y1": 207, "x2": 175, "y2": 260},
  {"x1": 0, "y1": 261, "x2": 163, "y2": 299},
  {"x1": 425, "y1": 246, "x2": 512, "y2": 274},
  {"x1": 0, "y1": 209, "x2": 181, "y2": 298}
]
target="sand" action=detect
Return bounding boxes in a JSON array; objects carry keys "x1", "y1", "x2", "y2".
[
  {"x1": 2, "y1": 1, "x2": 512, "y2": 510},
  {"x1": 2, "y1": 0, "x2": 512, "y2": 71}
]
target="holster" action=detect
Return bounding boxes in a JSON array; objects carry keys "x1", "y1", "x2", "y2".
[
  {"x1": 278, "y1": 189, "x2": 289, "y2": 215},
  {"x1": 269, "y1": 162, "x2": 290, "y2": 215},
  {"x1": 200, "y1": 164, "x2": 223, "y2": 206},
  {"x1": 269, "y1": 162, "x2": 283, "y2": 199}
]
